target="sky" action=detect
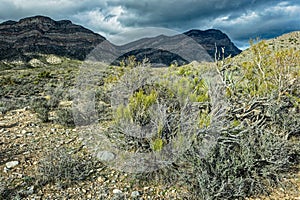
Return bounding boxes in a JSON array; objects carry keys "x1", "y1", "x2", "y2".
[{"x1": 0, "y1": 0, "x2": 299, "y2": 49}]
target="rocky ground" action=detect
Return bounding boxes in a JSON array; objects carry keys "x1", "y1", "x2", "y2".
[
  {"x1": 0, "y1": 107, "x2": 299, "y2": 199},
  {"x1": 0, "y1": 107, "x2": 190, "y2": 199}
]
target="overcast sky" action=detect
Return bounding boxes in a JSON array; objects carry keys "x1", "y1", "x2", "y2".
[{"x1": 0, "y1": 0, "x2": 299, "y2": 49}]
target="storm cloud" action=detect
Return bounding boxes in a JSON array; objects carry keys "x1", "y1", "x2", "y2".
[{"x1": 0, "y1": 0, "x2": 299, "y2": 49}]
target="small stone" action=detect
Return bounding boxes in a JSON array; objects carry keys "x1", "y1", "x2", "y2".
[
  {"x1": 6, "y1": 161, "x2": 19, "y2": 169},
  {"x1": 51, "y1": 128, "x2": 56, "y2": 132},
  {"x1": 131, "y1": 191, "x2": 140, "y2": 198},
  {"x1": 28, "y1": 123, "x2": 36, "y2": 127},
  {"x1": 21, "y1": 130, "x2": 27, "y2": 134},
  {"x1": 3, "y1": 167, "x2": 8, "y2": 173},
  {"x1": 87, "y1": 194, "x2": 92, "y2": 199},
  {"x1": 23, "y1": 106, "x2": 30, "y2": 111},
  {"x1": 97, "y1": 151, "x2": 115, "y2": 161},
  {"x1": 27, "y1": 186, "x2": 34, "y2": 195},
  {"x1": 113, "y1": 189, "x2": 122, "y2": 194},
  {"x1": 97, "y1": 176, "x2": 104, "y2": 183},
  {"x1": 26, "y1": 132, "x2": 33, "y2": 136}
]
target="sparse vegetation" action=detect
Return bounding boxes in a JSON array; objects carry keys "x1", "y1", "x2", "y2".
[
  {"x1": 0, "y1": 34, "x2": 299, "y2": 199},
  {"x1": 36, "y1": 147, "x2": 96, "y2": 187}
]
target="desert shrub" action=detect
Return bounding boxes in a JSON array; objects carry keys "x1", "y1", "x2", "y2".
[
  {"x1": 91, "y1": 58, "x2": 221, "y2": 179},
  {"x1": 176, "y1": 39, "x2": 299, "y2": 199},
  {"x1": 119, "y1": 55, "x2": 139, "y2": 68},
  {"x1": 229, "y1": 40, "x2": 300, "y2": 98},
  {"x1": 0, "y1": 101, "x2": 13, "y2": 114},
  {"x1": 115, "y1": 89, "x2": 158, "y2": 126},
  {"x1": 31, "y1": 98, "x2": 50, "y2": 122},
  {"x1": 0, "y1": 76, "x2": 15, "y2": 86},
  {"x1": 0, "y1": 175, "x2": 35, "y2": 200},
  {"x1": 36, "y1": 147, "x2": 96, "y2": 187},
  {"x1": 182, "y1": 124, "x2": 299, "y2": 199},
  {"x1": 55, "y1": 108, "x2": 75, "y2": 127},
  {"x1": 37, "y1": 70, "x2": 51, "y2": 79}
]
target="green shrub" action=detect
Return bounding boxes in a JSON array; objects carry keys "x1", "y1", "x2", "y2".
[
  {"x1": 55, "y1": 108, "x2": 75, "y2": 127},
  {"x1": 38, "y1": 70, "x2": 51, "y2": 79},
  {"x1": 31, "y1": 98, "x2": 50, "y2": 122}
]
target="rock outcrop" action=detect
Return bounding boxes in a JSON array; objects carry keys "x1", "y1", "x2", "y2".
[{"x1": 0, "y1": 16, "x2": 106, "y2": 61}]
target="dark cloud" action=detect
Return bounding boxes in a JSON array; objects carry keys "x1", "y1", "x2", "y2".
[
  {"x1": 0, "y1": 0, "x2": 299, "y2": 49},
  {"x1": 0, "y1": 0, "x2": 106, "y2": 21}
]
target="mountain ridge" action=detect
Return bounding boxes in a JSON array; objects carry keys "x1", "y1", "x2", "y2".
[
  {"x1": 0, "y1": 15, "x2": 106, "y2": 61},
  {"x1": 0, "y1": 15, "x2": 241, "y2": 64}
]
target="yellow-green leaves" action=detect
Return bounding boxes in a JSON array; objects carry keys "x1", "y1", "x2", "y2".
[{"x1": 151, "y1": 138, "x2": 164, "y2": 152}]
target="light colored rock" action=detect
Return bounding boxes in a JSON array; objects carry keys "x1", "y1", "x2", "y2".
[
  {"x1": 46, "y1": 55, "x2": 62, "y2": 64},
  {"x1": 28, "y1": 186, "x2": 34, "y2": 195},
  {"x1": 5, "y1": 161, "x2": 19, "y2": 169},
  {"x1": 29, "y1": 58, "x2": 44, "y2": 67},
  {"x1": 131, "y1": 191, "x2": 140, "y2": 198},
  {"x1": 97, "y1": 176, "x2": 105, "y2": 183},
  {"x1": 97, "y1": 151, "x2": 115, "y2": 161},
  {"x1": 59, "y1": 101, "x2": 73, "y2": 107},
  {"x1": 11, "y1": 60, "x2": 24, "y2": 65},
  {"x1": 3, "y1": 167, "x2": 8, "y2": 173},
  {"x1": 113, "y1": 189, "x2": 122, "y2": 194}
]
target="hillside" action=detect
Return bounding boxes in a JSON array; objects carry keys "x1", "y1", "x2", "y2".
[
  {"x1": 0, "y1": 16, "x2": 106, "y2": 61},
  {"x1": 233, "y1": 31, "x2": 300, "y2": 63}
]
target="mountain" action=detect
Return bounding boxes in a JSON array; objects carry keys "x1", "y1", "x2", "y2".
[
  {"x1": 88, "y1": 34, "x2": 213, "y2": 66},
  {"x1": 89, "y1": 31, "x2": 240, "y2": 66},
  {"x1": 0, "y1": 16, "x2": 241, "y2": 64},
  {"x1": 109, "y1": 29, "x2": 241, "y2": 65},
  {"x1": 184, "y1": 29, "x2": 242, "y2": 59},
  {"x1": 0, "y1": 16, "x2": 106, "y2": 61}
]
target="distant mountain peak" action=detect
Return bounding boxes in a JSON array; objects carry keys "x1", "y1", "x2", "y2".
[
  {"x1": 184, "y1": 29, "x2": 241, "y2": 58},
  {"x1": 0, "y1": 15, "x2": 106, "y2": 61},
  {"x1": 19, "y1": 15, "x2": 53, "y2": 23}
]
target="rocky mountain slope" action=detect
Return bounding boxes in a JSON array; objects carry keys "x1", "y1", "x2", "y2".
[
  {"x1": 101, "y1": 29, "x2": 241, "y2": 66},
  {"x1": 184, "y1": 29, "x2": 242, "y2": 59},
  {"x1": 0, "y1": 16, "x2": 241, "y2": 64},
  {"x1": 0, "y1": 16, "x2": 106, "y2": 61}
]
